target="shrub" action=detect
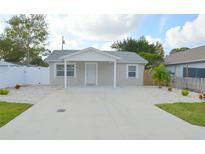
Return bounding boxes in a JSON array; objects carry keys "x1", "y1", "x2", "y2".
[
  {"x1": 15, "y1": 84, "x2": 21, "y2": 89},
  {"x1": 199, "y1": 94, "x2": 204, "y2": 100},
  {"x1": 151, "y1": 64, "x2": 171, "y2": 88},
  {"x1": 168, "y1": 87, "x2": 172, "y2": 92},
  {"x1": 0, "y1": 89, "x2": 9, "y2": 95},
  {"x1": 181, "y1": 89, "x2": 189, "y2": 96}
]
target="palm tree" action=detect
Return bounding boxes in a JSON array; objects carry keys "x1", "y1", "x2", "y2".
[{"x1": 151, "y1": 64, "x2": 171, "y2": 88}]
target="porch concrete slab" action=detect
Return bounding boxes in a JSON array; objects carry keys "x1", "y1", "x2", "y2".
[{"x1": 0, "y1": 86, "x2": 205, "y2": 139}]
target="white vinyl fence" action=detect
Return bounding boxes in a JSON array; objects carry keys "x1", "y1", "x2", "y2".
[
  {"x1": 172, "y1": 77, "x2": 205, "y2": 92},
  {"x1": 0, "y1": 66, "x2": 49, "y2": 88}
]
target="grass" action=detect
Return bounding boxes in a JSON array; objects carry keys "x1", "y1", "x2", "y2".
[
  {"x1": 156, "y1": 102, "x2": 205, "y2": 126},
  {"x1": 0, "y1": 101, "x2": 32, "y2": 127}
]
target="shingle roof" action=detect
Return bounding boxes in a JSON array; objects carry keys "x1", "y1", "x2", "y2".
[
  {"x1": 0, "y1": 61, "x2": 20, "y2": 66},
  {"x1": 165, "y1": 45, "x2": 205, "y2": 65},
  {"x1": 46, "y1": 47, "x2": 148, "y2": 64}
]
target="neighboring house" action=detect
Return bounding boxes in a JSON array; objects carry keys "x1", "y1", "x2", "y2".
[
  {"x1": 0, "y1": 60, "x2": 20, "y2": 67},
  {"x1": 46, "y1": 47, "x2": 147, "y2": 88},
  {"x1": 165, "y1": 45, "x2": 205, "y2": 78},
  {"x1": 0, "y1": 60, "x2": 20, "y2": 73}
]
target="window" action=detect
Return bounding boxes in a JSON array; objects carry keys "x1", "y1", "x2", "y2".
[
  {"x1": 56, "y1": 64, "x2": 64, "y2": 76},
  {"x1": 127, "y1": 64, "x2": 138, "y2": 78},
  {"x1": 183, "y1": 67, "x2": 205, "y2": 78},
  {"x1": 66, "y1": 64, "x2": 75, "y2": 76},
  {"x1": 56, "y1": 64, "x2": 75, "y2": 77}
]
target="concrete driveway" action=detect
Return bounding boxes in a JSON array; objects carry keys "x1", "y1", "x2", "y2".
[{"x1": 0, "y1": 86, "x2": 205, "y2": 139}]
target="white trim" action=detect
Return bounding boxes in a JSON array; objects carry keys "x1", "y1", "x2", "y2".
[
  {"x1": 64, "y1": 60, "x2": 67, "y2": 88},
  {"x1": 166, "y1": 59, "x2": 205, "y2": 66},
  {"x1": 85, "y1": 62, "x2": 98, "y2": 86},
  {"x1": 54, "y1": 62, "x2": 76, "y2": 78},
  {"x1": 126, "y1": 64, "x2": 138, "y2": 79},
  {"x1": 54, "y1": 62, "x2": 63, "y2": 79},
  {"x1": 84, "y1": 63, "x2": 86, "y2": 86},
  {"x1": 96, "y1": 63, "x2": 98, "y2": 86},
  {"x1": 113, "y1": 60, "x2": 117, "y2": 88}
]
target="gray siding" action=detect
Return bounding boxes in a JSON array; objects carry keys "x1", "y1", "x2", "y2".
[
  {"x1": 166, "y1": 61, "x2": 205, "y2": 78},
  {"x1": 116, "y1": 63, "x2": 144, "y2": 86},
  {"x1": 49, "y1": 61, "x2": 145, "y2": 87},
  {"x1": 49, "y1": 61, "x2": 84, "y2": 86},
  {"x1": 98, "y1": 62, "x2": 113, "y2": 85}
]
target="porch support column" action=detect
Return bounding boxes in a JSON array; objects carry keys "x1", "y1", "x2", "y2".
[
  {"x1": 113, "y1": 60, "x2": 117, "y2": 88},
  {"x1": 64, "y1": 59, "x2": 67, "y2": 88}
]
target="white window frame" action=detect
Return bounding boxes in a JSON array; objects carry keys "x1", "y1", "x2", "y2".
[
  {"x1": 126, "y1": 64, "x2": 138, "y2": 79},
  {"x1": 54, "y1": 63, "x2": 76, "y2": 78}
]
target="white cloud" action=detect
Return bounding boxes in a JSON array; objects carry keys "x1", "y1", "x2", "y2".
[
  {"x1": 0, "y1": 15, "x2": 13, "y2": 34},
  {"x1": 47, "y1": 14, "x2": 143, "y2": 41},
  {"x1": 165, "y1": 14, "x2": 205, "y2": 48},
  {"x1": 46, "y1": 14, "x2": 143, "y2": 50},
  {"x1": 145, "y1": 35, "x2": 162, "y2": 44},
  {"x1": 48, "y1": 35, "x2": 80, "y2": 50},
  {"x1": 0, "y1": 20, "x2": 6, "y2": 34},
  {"x1": 91, "y1": 42, "x2": 114, "y2": 51},
  {"x1": 100, "y1": 42, "x2": 114, "y2": 50},
  {"x1": 0, "y1": 24, "x2": 3, "y2": 34},
  {"x1": 92, "y1": 42, "x2": 115, "y2": 51},
  {"x1": 91, "y1": 43, "x2": 99, "y2": 49},
  {"x1": 159, "y1": 17, "x2": 166, "y2": 34}
]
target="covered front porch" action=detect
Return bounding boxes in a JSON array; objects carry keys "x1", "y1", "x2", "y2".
[{"x1": 59, "y1": 48, "x2": 120, "y2": 88}]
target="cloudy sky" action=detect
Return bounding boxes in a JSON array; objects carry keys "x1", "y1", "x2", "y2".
[{"x1": 0, "y1": 14, "x2": 205, "y2": 55}]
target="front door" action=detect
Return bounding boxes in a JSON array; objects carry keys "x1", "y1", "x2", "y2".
[{"x1": 85, "y1": 63, "x2": 97, "y2": 85}]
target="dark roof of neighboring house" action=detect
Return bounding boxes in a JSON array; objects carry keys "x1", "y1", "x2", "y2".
[
  {"x1": 46, "y1": 47, "x2": 148, "y2": 64},
  {"x1": 0, "y1": 60, "x2": 43, "y2": 67},
  {"x1": 165, "y1": 45, "x2": 205, "y2": 65},
  {"x1": 0, "y1": 61, "x2": 20, "y2": 66}
]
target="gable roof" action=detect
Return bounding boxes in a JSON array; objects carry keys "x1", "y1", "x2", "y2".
[
  {"x1": 165, "y1": 45, "x2": 205, "y2": 65},
  {"x1": 59, "y1": 47, "x2": 121, "y2": 60},
  {"x1": 46, "y1": 47, "x2": 148, "y2": 64}
]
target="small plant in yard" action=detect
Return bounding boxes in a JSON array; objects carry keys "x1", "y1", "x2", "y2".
[
  {"x1": 199, "y1": 93, "x2": 205, "y2": 100},
  {"x1": 199, "y1": 94, "x2": 204, "y2": 100},
  {"x1": 0, "y1": 89, "x2": 9, "y2": 95},
  {"x1": 181, "y1": 89, "x2": 189, "y2": 96},
  {"x1": 168, "y1": 87, "x2": 172, "y2": 92},
  {"x1": 151, "y1": 64, "x2": 171, "y2": 88},
  {"x1": 15, "y1": 84, "x2": 21, "y2": 89}
]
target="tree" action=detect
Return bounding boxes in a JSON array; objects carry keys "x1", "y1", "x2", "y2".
[
  {"x1": 139, "y1": 52, "x2": 163, "y2": 68},
  {"x1": 170, "y1": 47, "x2": 190, "y2": 54},
  {"x1": 0, "y1": 37, "x2": 24, "y2": 62},
  {"x1": 4, "y1": 14, "x2": 48, "y2": 64},
  {"x1": 111, "y1": 37, "x2": 164, "y2": 68},
  {"x1": 111, "y1": 36, "x2": 156, "y2": 54},
  {"x1": 155, "y1": 41, "x2": 165, "y2": 58},
  {"x1": 29, "y1": 56, "x2": 48, "y2": 67},
  {"x1": 151, "y1": 64, "x2": 171, "y2": 88}
]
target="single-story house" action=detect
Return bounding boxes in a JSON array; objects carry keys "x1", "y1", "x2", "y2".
[
  {"x1": 0, "y1": 60, "x2": 20, "y2": 73},
  {"x1": 0, "y1": 60, "x2": 20, "y2": 67},
  {"x1": 165, "y1": 45, "x2": 205, "y2": 78},
  {"x1": 46, "y1": 47, "x2": 147, "y2": 88}
]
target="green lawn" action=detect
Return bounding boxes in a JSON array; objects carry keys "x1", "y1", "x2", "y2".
[
  {"x1": 156, "y1": 102, "x2": 205, "y2": 126},
  {"x1": 0, "y1": 101, "x2": 32, "y2": 127}
]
